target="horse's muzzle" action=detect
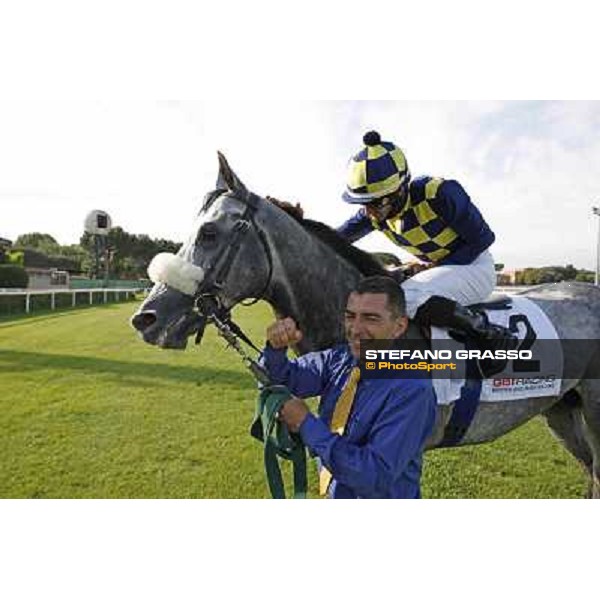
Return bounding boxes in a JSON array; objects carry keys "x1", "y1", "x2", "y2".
[
  {"x1": 131, "y1": 309, "x2": 204, "y2": 349},
  {"x1": 131, "y1": 310, "x2": 157, "y2": 332},
  {"x1": 131, "y1": 310, "x2": 165, "y2": 346}
]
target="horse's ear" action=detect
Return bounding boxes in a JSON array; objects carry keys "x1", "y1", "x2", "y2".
[{"x1": 216, "y1": 151, "x2": 247, "y2": 194}]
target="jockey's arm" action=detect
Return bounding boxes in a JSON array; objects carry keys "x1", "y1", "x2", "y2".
[
  {"x1": 430, "y1": 180, "x2": 496, "y2": 265},
  {"x1": 337, "y1": 207, "x2": 375, "y2": 243}
]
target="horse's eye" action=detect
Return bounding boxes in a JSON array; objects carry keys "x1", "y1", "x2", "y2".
[{"x1": 198, "y1": 223, "x2": 218, "y2": 244}]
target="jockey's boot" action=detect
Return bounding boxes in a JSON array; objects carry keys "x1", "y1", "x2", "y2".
[{"x1": 415, "y1": 295, "x2": 517, "y2": 352}]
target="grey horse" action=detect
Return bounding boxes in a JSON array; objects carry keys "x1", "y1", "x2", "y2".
[{"x1": 131, "y1": 153, "x2": 600, "y2": 498}]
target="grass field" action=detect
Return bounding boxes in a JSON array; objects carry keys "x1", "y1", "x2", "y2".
[{"x1": 0, "y1": 300, "x2": 589, "y2": 498}]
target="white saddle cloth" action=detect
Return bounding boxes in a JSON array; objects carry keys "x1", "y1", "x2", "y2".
[{"x1": 432, "y1": 296, "x2": 563, "y2": 405}]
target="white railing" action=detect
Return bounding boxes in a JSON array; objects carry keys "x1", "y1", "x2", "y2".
[
  {"x1": 0, "y1": 285, "x2": 534, "y2": 316},
  {"x1": 0, "y1": 287, "x2": 147, "y2": 314}
]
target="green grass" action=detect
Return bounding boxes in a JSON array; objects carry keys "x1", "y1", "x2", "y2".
[{"x1": 0, "y1": 301, "x2": 589, "y2": 498}]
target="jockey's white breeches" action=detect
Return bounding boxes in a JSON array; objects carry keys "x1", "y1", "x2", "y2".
[{"x1": 401, "y1": 250, "x2": 496, "y2": 318}]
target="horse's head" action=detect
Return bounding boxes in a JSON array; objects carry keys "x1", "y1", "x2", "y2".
[{"x1": 131, "y1": 153, "x2": 273, "y2": 348}]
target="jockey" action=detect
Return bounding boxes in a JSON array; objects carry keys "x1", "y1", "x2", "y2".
[{"x1": 337, "y1": 130, "x2": 513, "y2": 347}]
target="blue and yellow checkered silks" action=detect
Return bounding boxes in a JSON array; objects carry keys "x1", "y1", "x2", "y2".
[
  {"x1": 342, "y1": 131, "x2": 410, "y2": 204},
  {"x1": 372, "y1": 176, "x2": 461, "y2": 263}
]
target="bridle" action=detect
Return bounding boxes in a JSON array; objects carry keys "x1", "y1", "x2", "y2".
[
  {"x1": 192, "y1": 189, "x2": 274, "y2": 353},
  {"x1": 188, "y1": 188, "x2": 306, "y2": 497}
]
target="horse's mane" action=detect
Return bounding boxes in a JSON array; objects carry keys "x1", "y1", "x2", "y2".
[{"x1": 267, "y1": 197, "x2": 387, "y2": 276}]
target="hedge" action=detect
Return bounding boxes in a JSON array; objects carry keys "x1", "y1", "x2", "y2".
[{"x1": 0, "y1": 265, "x2": 29, "y2": 288}]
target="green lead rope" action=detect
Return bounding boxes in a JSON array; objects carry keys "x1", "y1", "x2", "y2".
[{"x1": 250, "y1": 385, "x2": 308, "y2": 499}]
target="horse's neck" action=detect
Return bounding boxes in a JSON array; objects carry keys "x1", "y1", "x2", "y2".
[{"x1": 261, "y1": 214, "x2": 362, "y2": 353}]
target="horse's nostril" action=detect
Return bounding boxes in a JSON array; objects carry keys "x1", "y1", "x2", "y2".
[{"x1": 132, "y1": 311, "x2": 157, "y2": 332}]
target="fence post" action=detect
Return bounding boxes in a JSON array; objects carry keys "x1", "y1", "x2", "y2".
[{"x1": 0, "y1": 287, "x2": 138, "y2": 317}]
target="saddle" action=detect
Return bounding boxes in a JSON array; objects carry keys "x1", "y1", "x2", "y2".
[{"x1": 468, "y1": 294, "x2": 512, "y2": 311}]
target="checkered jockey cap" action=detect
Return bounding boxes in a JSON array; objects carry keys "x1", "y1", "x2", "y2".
[{"x1": 342, "y1": 131, "x2": 410, "y2": 204}]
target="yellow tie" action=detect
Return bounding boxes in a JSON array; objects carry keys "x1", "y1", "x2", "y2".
[{"x1": 319, "y1": 366, "x2": 361, "y2": 496}]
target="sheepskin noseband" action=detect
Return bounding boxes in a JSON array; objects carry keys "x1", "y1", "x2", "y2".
[{"x1": 147, "y1": 253, "x2": 205, "y2": 297}]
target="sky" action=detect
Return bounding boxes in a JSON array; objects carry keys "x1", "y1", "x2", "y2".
[{"x1": 2, "y1": 100, "x2": 600, "y2": 271}]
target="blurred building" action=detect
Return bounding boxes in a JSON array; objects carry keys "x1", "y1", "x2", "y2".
[
  {"x1": 496, "y1": 268, "x2": 522, "y2": 285},
  {"x1": 25, "y1": 268, "x2": 70, "y2": 289}
]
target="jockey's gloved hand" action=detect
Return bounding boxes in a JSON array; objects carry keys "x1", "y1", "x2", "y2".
[{"x1": 404, "y1": 261, "x2": 430, "y2": 276}]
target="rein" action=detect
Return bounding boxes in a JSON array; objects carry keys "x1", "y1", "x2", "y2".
[{"x1": 204, "y1": 306, "x2": 307, "y2": 499}]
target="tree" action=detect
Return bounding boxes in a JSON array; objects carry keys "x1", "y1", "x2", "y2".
[
  {"x1": 514, "y1": 265, "x2": 594, "y2": 285},
  {"x1": 12, "y1": 233, "x2": 88, "y2": 273},
  {"x1": 79, "y1": 227, "x2": 181, "y2": 279},
  {"x1": 564, "y1": 264, "x2": 577, "y2": 281},
  {"x1": 10, "y1": 247, "x2": 79, "y2": 271},
  {"x1": 575, "y1": 271, "x2": 595, "y2": 283},
  {"x1": 14, "y1": 233, "x2": 60, "y2": 255},
  {"x1": 7, "y1": 250, "x2": 24, "y2": 266}
]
